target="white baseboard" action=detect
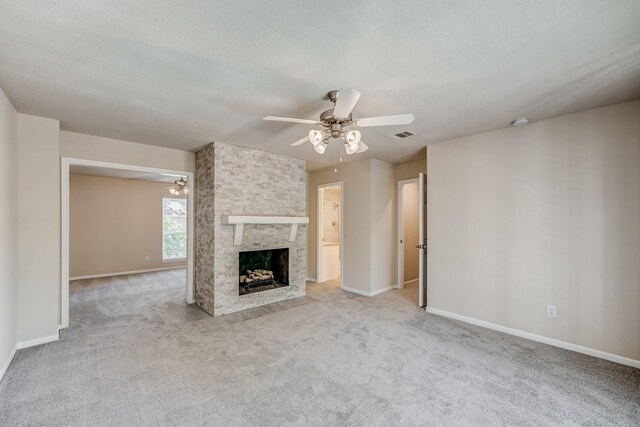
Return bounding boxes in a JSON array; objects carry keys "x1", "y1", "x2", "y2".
[
  {"x1": 342, "y1": 286, "x2": 371, "y2": 296},
  {"x1": 425, "y1": 307, "x2": 640, "y2": 369},
  {"x1": 70, "y1": 266, "x2": 185, "y2": 281},
  {"x1": 0, "y1": 345, "x2": 17, "y2": 384},
  {"x1": 403, "y1": 278, "x2": 419, "y2": 286},
  {"x1": 1, "y1": 332, "x2": 60, "y2": 384},
  {"x1": 343, "y1": 285, "x2": 395, "y2": 297},
  {"x1": 306, "y1": 277, "x2": 317, "y2": 283},
  {"x1": 16, "y1": 333, "x2": 59, "y2": 350},
  {"x1": 371, "y1": 286, "x2": 395, "y2": 296}
]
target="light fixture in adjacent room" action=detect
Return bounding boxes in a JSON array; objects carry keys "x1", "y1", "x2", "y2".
[
  {"x1": 511, "y1": 117, "x2": 529, "y2": 126},
  {"x1": 168, "y1": 177, "x2": 188, "y2": 195}
]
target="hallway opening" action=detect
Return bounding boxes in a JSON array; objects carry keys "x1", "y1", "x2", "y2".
[{"x1": 317, "y1": 182, "x2": 343, "y2": 286}]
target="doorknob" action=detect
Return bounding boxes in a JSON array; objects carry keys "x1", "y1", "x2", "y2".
[{"x1": 416, "y1": 244, "x2": 427, "y2": 249}]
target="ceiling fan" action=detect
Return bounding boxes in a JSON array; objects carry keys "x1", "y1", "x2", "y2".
[
  {"x1": 167, "y1": 177, "x2": 188, "y2": 195},
  {"x1": 263, "y1": 88, "x2": 414, "y2": 155}
]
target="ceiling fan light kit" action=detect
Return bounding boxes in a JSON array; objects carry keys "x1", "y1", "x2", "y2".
[
  {"x1": 168, "y1": 177, "x2": 189, "y2": 195},
  {"x1": 263, "y1": 88, "x2": 415, "y2": 157},
  {"x1": 345, "y1": 143, "x2": 358, "y2": 155},
  {"x1": 308, "y1": 129, "x2": 324, "y2": 146},
  {"x1": 345, "y1": 129, "x2": 361, "y2": 147},
  {"x1": 313, "y1": 142, "x2": 326, "y2": 154}
]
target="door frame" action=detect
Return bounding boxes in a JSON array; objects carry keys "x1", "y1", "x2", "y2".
[
  {"x1": 316, "y1": 181, "x2": 344, "y2": 287},
  {"x1": 60, "y1": 157, "x2": 195, "y2": 329},
  {"x1": 397, "y1": 178, "x2": 419, "y2": 289},
  {"x1": 418, "y1": 172, "x2": 427, "y2": 307}
]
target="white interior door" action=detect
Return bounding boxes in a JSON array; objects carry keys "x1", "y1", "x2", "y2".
[{"x1": 418, "y1": 172, "x2": 427, "y2": 307}]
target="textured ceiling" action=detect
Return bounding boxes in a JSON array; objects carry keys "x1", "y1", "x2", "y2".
[{"x1": 1, "y1": 1, "x2": 639, "y2": 170}]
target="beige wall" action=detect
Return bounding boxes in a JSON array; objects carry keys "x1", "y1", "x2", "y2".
[
  {"x1": 309, "y1": 156, "x2": 426, "y2": 294},
  {"x1": 60, "y1": 131, "x2": 196, "y2": 172},
  {"x1": 395, "y1": 154, "x2": 426, "y2": 181},
  {"x1": 427, "y1": 100, "x2": 640, "y2": 361},
  {"x1": 308, "y1": 158, "x2": 396, "y2": 294},
  {"x1": 17, "y1": 114, "x2": 60, "y2": 342},
  {"x1": 370, "y1": 159, "x2": 396, "y2": 293},
  {"x1": 7, "y1": 125, "x2": 195, "y2": 344},
  {"x1": 0, "y1": 87, "x2": 18, "y2": 369},
  {"x1": 402, "y1": 182, "x2": 419, "y2": 282},
  {"x1": 0, "y1": 103, "x2": 199, "y2": 345},
  {"x1": 308, "y1": 160, "x2": 372, "y2": 292},
  {"x1": 70, "y1": 174, "x2": 186, "y2": 278}
]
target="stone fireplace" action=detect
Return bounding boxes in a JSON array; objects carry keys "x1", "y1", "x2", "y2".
[{"x1": 194, "y1": 142, "x2": 307, "y2": 316}]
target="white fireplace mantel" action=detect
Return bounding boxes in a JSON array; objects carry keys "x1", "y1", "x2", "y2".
[{"x1": 222, "y1": 215, "x2": 309, "y2": 245}]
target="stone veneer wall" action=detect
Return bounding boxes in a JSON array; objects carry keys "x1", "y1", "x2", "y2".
[
  {"x1": 195, "y1": 142, "x2": 307, "y2": 316},
  {"x1": 194, "y1": 143, "x2": 215, "y2": 314}
]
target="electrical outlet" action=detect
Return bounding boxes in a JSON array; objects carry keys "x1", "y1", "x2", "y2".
[
  {"x1": 145, "y1": 256, "x2": 150, "y2": 262},
  {"x1": 546, "y1": 304, "x2": 557, "y2": 318}
]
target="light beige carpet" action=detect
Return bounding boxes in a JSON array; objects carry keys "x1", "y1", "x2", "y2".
[{"x1": 1, "y1": 270, "x2": 638, "y2": 425}]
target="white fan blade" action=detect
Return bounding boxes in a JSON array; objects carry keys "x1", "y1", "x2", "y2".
[
  {"x1": 333, "y1": 88, "x2": 361, "y2": 118},
  {"x1": 263, "y1": 116, "x2": 318, "y2": 125},
  {"x1": 356, "y1": 141, "x2": 369, "y2": 153},
  {"x1": 356, "y1": 114, "x2": 415, "y2": 127},
  {"x1": 291, "y1": 136, "x2": 308, "y2": 146}
]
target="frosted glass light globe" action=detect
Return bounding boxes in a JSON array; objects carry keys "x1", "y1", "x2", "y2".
[
  {"x1": 313, "y1": 142, "x2": 326, "y2": 154},
  {"x1": 344, "y1": 129, "x2": 361, "y2": 147},
  {"x1": 309, "y1": 129, "x2": 324, "y2": 146}
]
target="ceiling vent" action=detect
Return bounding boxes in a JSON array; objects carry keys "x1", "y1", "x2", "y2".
[
  {"x1": 389, "y1": 131, "x2": 414, "y2": 140},
  {"x1": 388, "y1": 131, "x2": 413, "y2": 139}
]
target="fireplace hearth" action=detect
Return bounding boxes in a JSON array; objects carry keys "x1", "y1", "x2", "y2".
[{"x1": 238, "y1": 248, "x2": 289, "y2": 295}]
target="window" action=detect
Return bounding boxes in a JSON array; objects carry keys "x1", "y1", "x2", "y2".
[{"x1": 163, "y1": 197, "x2": 187, "y2": 261}]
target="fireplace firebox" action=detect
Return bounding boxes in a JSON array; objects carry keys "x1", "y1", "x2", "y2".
[{"x1": 238, "y1": 248, "x2": 289, "y2": 295}]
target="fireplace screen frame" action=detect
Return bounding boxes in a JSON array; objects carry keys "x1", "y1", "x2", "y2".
[{"x1": 238, "y1": 248, "x2": 289, "y2": 296}]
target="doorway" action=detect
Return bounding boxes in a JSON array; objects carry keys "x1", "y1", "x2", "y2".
[
  {"x1": 397, "y1": 174, "x2": 427, "y2": 307},
  {"x1": 317, "y1": 182, "x2": 343, "y2": 286},
  {"x1": 60, "y1": 158, "x2": 195, "y2": 329},
  {"x1": 397, "y1": 179, "x2": 420, "y2": 304}
]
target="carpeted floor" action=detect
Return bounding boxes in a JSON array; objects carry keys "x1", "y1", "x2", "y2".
[
  {"x1": 396, "y1": 279, "x2": 420, "y2": 306},
  {"x1": 1, "y1": 270, "x2": 638, "y2": 425}
]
